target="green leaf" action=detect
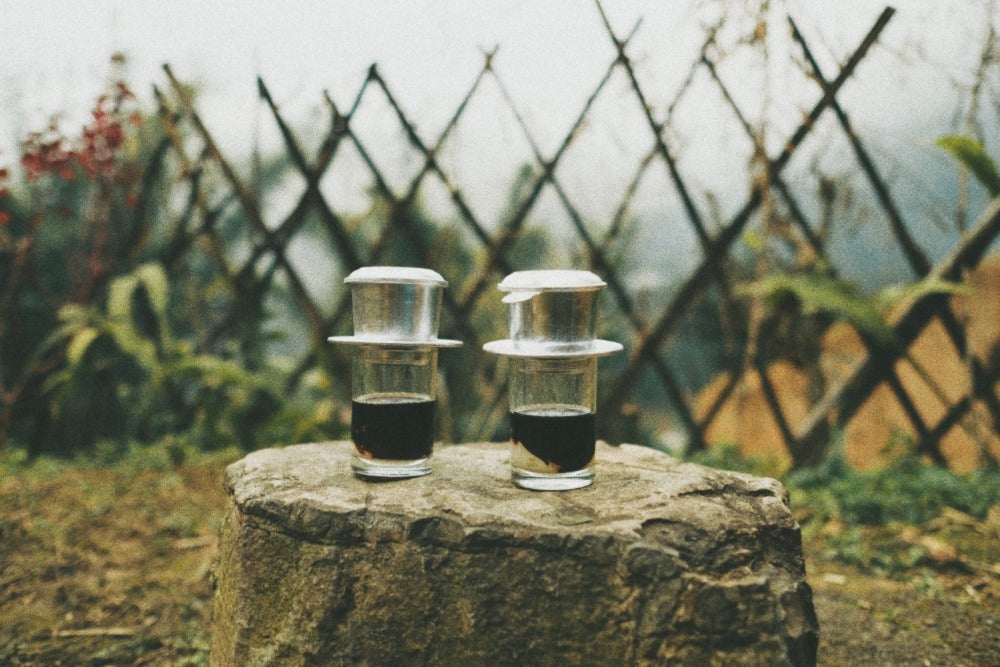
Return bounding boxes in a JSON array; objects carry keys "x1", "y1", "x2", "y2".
[
  {"x1": 167, "y1": 355, "x2": 258, "y2": 387},
  {"x1": 739, "y1": 273, "x2": 897, "y2": 347},
  {"x1": 742, "y1": 228, "x2": 765, "y2": 253},
  {"x1": 937, "y1": 135, "x2": 1000, "y2": 196},
  {"x1": 135, "y1": 262, "x2": 172, "y2": 347},
  {"x1": 106, "y1": 321, "x2": 157, "y2": 371},
  {"x1": 40, "y1": 368, "x2": 73, "y2": 395},
  {"x1": 57, "y1": 303, "x2": 90, "y2": 325},
  {"x1": 104, "y1": 263, "x2": 173, "y2": 359},
  {"x1": 67, "y1": 327, "x2": 100, "y2": 367},
  {"x1": 107, "y1": 274, "x2": 139, "y2": 323},
  {"x1": 134, "y1": 263, "x2": 169, "y2": 321},
  {"x1": 877, "y1": 278, "x2": 971, "y2": 311}
]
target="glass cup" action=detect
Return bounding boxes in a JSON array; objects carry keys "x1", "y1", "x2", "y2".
[
  {"x1": 508, "y1": 355, "x2": 597, "y2": 490},
  {"x1": 350, "y1": 345, "x2": 437, "y2": 479},
  {"x1": 330, "y1": 266, "x2": 459, "y2": 479}
]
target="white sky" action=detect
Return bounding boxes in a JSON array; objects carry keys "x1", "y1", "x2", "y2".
[
  {"x1": 2, "y1": 1, "x2": 987, "y2": 154},
  {"x1": 1, "y1": 1, "x2": 996, "y2": 284}
]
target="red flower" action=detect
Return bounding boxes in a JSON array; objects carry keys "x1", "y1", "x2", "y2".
[
  {"x1": 0, "y1": 168, "x2": 8, "y2": 180},
  {"x1": 74, "y1": 150, "x2": 94, "y2": 176},
  {"x1": 104, "y1": 122, "x2": 124, "y2": 150},
  {"x1": 21, "y1": 153, "x2": 42, "y2": 181},
  {"x1": 124, "y1": 191, "x2": 139, "y2": 209},
  {"x1": 0, "y1": 211, "x2": 10, "y2": 226},
  {"x1": 17, "y1": 73, "x2": 140, "y2": 187}
]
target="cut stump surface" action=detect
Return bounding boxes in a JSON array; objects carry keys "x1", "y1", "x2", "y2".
[{"x1": 212, "y1": 442, "x2": 818, "y2": 666}]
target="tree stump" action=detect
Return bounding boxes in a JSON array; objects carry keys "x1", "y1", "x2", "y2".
[{"x1": 212, "y1": 442, "x2": 818, "y2": 666}]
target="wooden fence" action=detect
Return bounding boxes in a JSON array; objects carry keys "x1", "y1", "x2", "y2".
[{"x1": 151, "y1": 4, "x2": 1000, "y2": 468}]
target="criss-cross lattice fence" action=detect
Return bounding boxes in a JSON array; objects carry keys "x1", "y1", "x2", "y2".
[{"x1": 152, "y1": 4, "x2": 1000, "y2": 468}]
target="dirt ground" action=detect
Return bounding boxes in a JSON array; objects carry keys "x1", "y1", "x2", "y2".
[
  {"x1": 808, "y1": 550, "x2": 1000, "y2": 666},
  {"x1": 1, "y1": 454, "x2": 998, "y2": 666},
  {"x1": 0, "y1": 454, "x2": 228, "y2": 665}
]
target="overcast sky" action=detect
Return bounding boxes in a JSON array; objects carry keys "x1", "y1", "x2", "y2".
[
  {"x1": 2, "y1": 1, "x2": 989, "y2": 155},
  {"x1": 1, "y1": 1, "x2": 996, "y2": 284}
]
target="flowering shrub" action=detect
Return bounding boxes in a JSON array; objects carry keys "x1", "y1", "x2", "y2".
[
  {"x1": 21, "y1": 85, "x2": 141, "y2": 184},
  {"x1": 0, "y1": 57, "x2": 341, "y2": 457}
]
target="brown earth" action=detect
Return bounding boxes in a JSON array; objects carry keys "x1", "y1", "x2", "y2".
[
  {"x1": 695, "y1": 254, "x2": 1000, "y2": 471},
  {"x1": 1, "y1": 453, "x2": 998, "y2": 665},
  {"x1": 0, "y1": 454, "x2": 229, "y2": 665}
]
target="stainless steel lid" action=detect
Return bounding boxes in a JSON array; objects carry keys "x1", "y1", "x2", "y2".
[
  {"x1": 344, "y1": 266, "x2": 448, "y2": 287},
  {"x1": 484, "y1": 269, "x2": 622, "y2": 358},
  {"x1": 328, "y1": 266, "x2": 461, "y2": 347},
  {"x1": 497, "y1": 269, "x2": 606, "y2": 294}
]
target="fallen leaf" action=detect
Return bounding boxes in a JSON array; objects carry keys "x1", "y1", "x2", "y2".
[
  {"x1": 918, "y1": 536, "x2": 960, "y2": 565},
  {"x1": 820, "y1": 519, "x2": 844, "y2": 537},
  {"x1": 928, "y1": 507, "x2": 980, "y2": 531}
]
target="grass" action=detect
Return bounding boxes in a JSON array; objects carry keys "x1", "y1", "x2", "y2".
[
  {"x1": 690, "y1": 443, "x2": 1000, "y2": 663},
  {"x1": 0, "y1": 443, "x2": 239, "y2": 665},
  {"x1": 0, "y1": 442, "x2": 997, "y2": 664}
]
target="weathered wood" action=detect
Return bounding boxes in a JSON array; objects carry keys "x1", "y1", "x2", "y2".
[{"x1": 793, "y1": 198, "x2": 1000, "y2": 451}]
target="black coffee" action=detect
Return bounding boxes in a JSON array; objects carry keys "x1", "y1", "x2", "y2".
[
  {"x1": 510, "y1": 406, "x2": 595, "y2": 472},
  {"x1": 352, "y1": 396, "x2": 435, "y2": 460}
]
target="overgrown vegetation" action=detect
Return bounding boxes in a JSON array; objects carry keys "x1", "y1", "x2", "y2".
[
  {"x1": 2, "y1": 438, "x2": 997, "y2": 664},
  {"x1": 0, "y1": 59, "x2": 340, "y2": 458},
  {"x1": 1, "y1": 54, "x2": 998, "y2": 469},
  {"x1": 789, "y1": 445, "x2": 1000, "y2": 526},
  {"x1": 2, "y1": 7, "x2": 998, "y2": 661},
  {"x1": 0, "y1": 60, "x2": 538, "y2": 459},
  {"x1": 0, "y1": 446, "x2": 235, "y2": 665},
  {"x1": 691, "y1": 438, "x2": 1000, "y2": 525},
  {"x1": 690, "y1": 440, "x2": 1000, "y2": 580}
]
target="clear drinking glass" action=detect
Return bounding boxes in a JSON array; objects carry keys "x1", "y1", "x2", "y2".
[
  {"x1": 508, "y1": 355, "x2": 597, "y2": 490},
  {"x1": 351, "y1": 345, "x2": 437, "y2": 478}
]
